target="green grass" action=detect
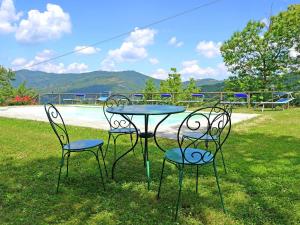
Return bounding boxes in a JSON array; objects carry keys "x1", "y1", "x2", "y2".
[{"x1": 0, "y1": 109, "x2": 300, "y2": 224}]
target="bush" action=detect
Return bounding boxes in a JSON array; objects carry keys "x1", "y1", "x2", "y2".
[
  {"x1": 292, "y1": 92, "x2": 300, "y2": 106},
  {"x1": 8, "y1": 95, "x2": 37, "y2": 106}
]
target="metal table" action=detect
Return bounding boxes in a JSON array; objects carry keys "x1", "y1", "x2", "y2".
[{"x1": 106, "y1": 104, "x2": 186, "y2": 189}]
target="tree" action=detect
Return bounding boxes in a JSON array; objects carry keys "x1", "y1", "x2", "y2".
[
  {"x1": 221, "y1": 4, "x2": 300, "y2": 91},
  {"x1": 143, "y1": 78, "x2": 157, "y2": 100},
  {"x1": 166, "y1": 68, "x2": 183, "y2": 93},
  {"x1": 183, "y1": 78, "x2": 201, "y2": 100},
  {"x1": 159, "y1": 68, "x2": 183, "y2": 103},
  {"x1": 13, "y1": 81, "x2": 37, "y2": 98},
  {"x1": 0, "y1": 66, "x2": 15, "y2": 105},
  {"x1": 0, "y1": 65, "x2": 37, "y2": 105}
]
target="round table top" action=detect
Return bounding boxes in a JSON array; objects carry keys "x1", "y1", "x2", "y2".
[{"x1": 106, "y1": 104, "x2": 186, "y2": 115}]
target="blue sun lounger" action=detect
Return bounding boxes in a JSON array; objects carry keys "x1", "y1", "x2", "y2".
[
  {"x1": 220, "y1": 93, "x2": 248, "y2": 105},
  {"x1": 96, "y1": 92, "x2": 111, "y2": 103},
  {"x1": 63, "y1": 93, "x2": 85, "y2": 104},
  {"x1": 253, "y1": 92, "x2": 294, "y2": 111},
  {"x1": 131, "y1": 93, "x2": 144, "y2": 104},
  {"x1": 177, "y1": 93, "x2": 205, "y2": 105},
  {"x1": 146, "y1": 93, "x2": 172, "y2": 104}
]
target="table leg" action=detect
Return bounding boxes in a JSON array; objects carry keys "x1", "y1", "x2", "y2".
[
  {"x1": 144, "y1": 115, "x2": 151, "y2": 190},
  {"x1": 144, "y1": 114, "x2": 170, "y2": 189}
]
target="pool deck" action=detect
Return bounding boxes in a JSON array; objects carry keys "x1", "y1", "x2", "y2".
[{"x1": 0, "y1": 105, "x2": 259, "y2": 139}]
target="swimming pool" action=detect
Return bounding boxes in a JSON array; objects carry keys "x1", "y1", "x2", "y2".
[{"x1": 0, "y1": 105, "x2": 258, "y2": 138}]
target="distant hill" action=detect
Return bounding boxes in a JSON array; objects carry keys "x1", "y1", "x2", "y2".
[
  {"x1": 14, "y1": 69, "x2": 225, "y2": 93},
  {"x1": 183, "y1": 78, "x2": 224, "y2": 92},
  {"x1": 14, "y1": 70, "x2": 161, "y2": 93}
]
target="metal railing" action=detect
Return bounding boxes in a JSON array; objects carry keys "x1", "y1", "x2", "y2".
[{"x1": 37, "y1": 91, "x2": 297, "y2": 108}]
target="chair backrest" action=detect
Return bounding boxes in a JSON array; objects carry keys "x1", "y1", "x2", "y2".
[
  {"x1": 44, "y1": 103, "x2": 70, "y2": 148},
  {"x1": 103, "y1": 94, "x2": 133, "y2": 129},
  {"x1": 177, "y1": 106, "x2": 231, "y2": 165},
  {"x1": 218, "y1": 102, "x2": 233, "y2": 118}
]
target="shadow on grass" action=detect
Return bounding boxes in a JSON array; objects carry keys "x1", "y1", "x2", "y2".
[{"x1": 1, "y1": 129, "x2": 300, "y2": 224}]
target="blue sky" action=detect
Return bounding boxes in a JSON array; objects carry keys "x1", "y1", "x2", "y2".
[{"x1": 0, "y1": 0, "x2": 298, "y2": 80}]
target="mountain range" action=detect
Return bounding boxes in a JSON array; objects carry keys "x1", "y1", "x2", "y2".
[{"x1": 14, "y1": 69, "x2": 224, "y2": 93}]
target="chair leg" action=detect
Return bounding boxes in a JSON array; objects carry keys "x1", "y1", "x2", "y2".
[
  {"x1": 104, "y1": 133, "x2": 111, "y2": 159},
  {"x1": 130, "y1": 133, "x2": 135, "y2": 155},
  {"x1": 140, "y1": 135, "x2": 144, "y2": 153},
  {"x1": 95, "y1": 154, "x2": 106, "y2": 190},
  {"x1": 66, "y1": 152, "x2": 70, "y2": 177},
  {"x1": 157, "y1": 158, "x2": 166, "y2": 199},
  {"x1": 98, "y1": 145, "x2": 108, "y2": 177},
  {"x1": 220, "y1": 148, "x2": 227, "y2": 174},
  {"x1": 113, "y1": 137, "x2": 117, "y2": 162},
  {"x1": 56, "y1": 155, "x2": 65, "y2": 193},
  {"x1": 196, "y1": 165, "x2": 199, "y2": 193},
  {"x1": 213, "y1": 161, "x2": 226, "y2": 213},
  {"x1": 175, "y1": 167, "x2": 184, "y2": 221}
]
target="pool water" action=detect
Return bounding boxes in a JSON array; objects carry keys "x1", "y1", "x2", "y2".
[
  {"x1": 58, "y1": 105, "x2": 192, "y2": 127},
  {"x1": 0, "y1": 105, "x2": 258, "y2": 138}
]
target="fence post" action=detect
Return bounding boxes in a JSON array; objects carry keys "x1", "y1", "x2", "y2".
[
  {"x1": 247, "y1": 92, "x2": 251, "y2": 108},
  {"x1": 173, "y1": 92, "x2": 175, "y2": 104},
  {"x1": 220, "y1": 92, "x2": 223, "y2": 102},
  {"x1": 58, "y1": 93, "x2": 61, "y2": 105}
]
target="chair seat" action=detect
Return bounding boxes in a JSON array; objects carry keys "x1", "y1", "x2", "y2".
[
  {"x1": 165, "y1": 148, "x2": 213, "y2": 165},
  {"x1": 64, "y1": 139, "x2": 104, "y2": 150},
  {"x1": 109, "y1": 128, "x2": 138, "y2": 134},
  {"x1": 183, "y1": 131, "x2": 217, "y2": 141}
]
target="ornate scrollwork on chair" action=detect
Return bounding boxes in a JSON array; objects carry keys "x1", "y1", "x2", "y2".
[
  {"x1": 45, "y1": 103, "x2": 107, "y2": 193},
  {"x1": 157, "y1": 106, "x2": 231, "y2": 220},
  {"x1": 103, "y1": 94, "x2": 140, "y2": 162}
]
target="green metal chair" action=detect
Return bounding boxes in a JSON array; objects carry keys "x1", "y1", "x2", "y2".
[
  {"x1": 103, "y1": 94, "x2": 143, "y2": 163},
  {"x1": 182, "y1": 103, "x2": 232, "y2": 174},
  {"x1": 157, "y1": 106, "x2": 231, "y2": 220},
  {"x1": 44, "y1": 103, "x2": 107, "y2": 193}
]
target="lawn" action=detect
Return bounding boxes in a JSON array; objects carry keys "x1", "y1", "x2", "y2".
[{"x1": 0, "y1": 108, "x2": 299, "y2": 224}]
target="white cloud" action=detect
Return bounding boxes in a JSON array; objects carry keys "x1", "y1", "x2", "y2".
[
  {"x1": 168, "y1": 36, "x2": 183, "y2": 47},
  {"x1": 168, "y1": 37, "x2": 176, "y2": 45},
  {"x1": 179, "y1": 60, "x2": 229, "y2": 81},
  {"x1": 100, "y1": 57, "x2": 116, "y2": 71},
  {"x1": 101, "y1": 27, "x2": 156, "y2": 70},
  {"x1": 11, "y1": 49, "x2": 88, "y2": 73},
  {"x1": 11, "y1": 57, "x2": 26, "y2": 66},
  {"x1": 0, "y1": 0, "x2": 22, "y2": 33},
  {"x1": 150, "y1": 68, "x2": 168, "y2": 79},
  {"x1": 180, "y1": 60, "x2": 216, "y2": 80},
  {"x1": 196, "y1": 41, "x2": 222, "y2": 58},
  {"x1": 74, "y1": 45, "x2": 100, "y2": 55},
  {"x1": 108, "y1": 42, "x2": 148, "y2": 62},
  {"x1": 126, "y1": 27, "x2": 156, "y2": 47},
  {"x1": 149, "y1": 57, "x2": 159, "y2": 65},
  {"x1": 15, "y1": 3, "x2": 71, "y2": 43},
  {"x1": 64, "y1": 63, "x2": 88, "y2": 73}
]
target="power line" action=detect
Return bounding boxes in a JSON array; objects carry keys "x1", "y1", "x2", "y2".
[{"x1": 23, "y1": 0, "x2": 222, "y2": 69}]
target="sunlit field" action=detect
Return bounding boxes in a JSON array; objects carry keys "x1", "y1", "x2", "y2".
[{"x1": 0, "y1": 108, "x2": 299, "y2": 224}]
